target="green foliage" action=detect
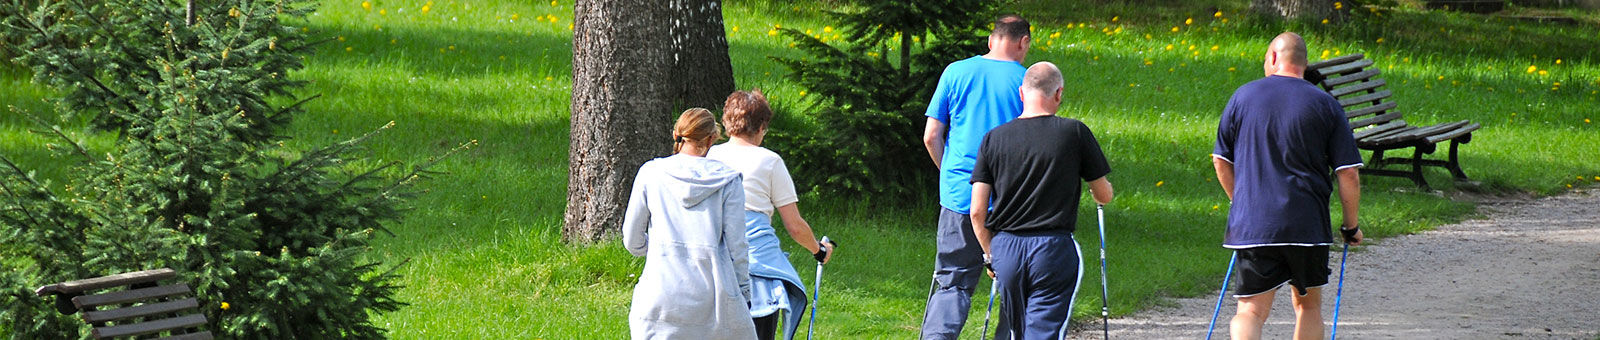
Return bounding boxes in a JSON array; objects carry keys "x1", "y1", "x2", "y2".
[
  {"x1": 768, "y1": 0, "x2": 994, "y2": 198},
  {"x1": 0, "y1": 0, "x2": 463, "y2": 338}
]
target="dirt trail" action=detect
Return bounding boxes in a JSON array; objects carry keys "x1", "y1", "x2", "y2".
[{"x1": 1068, "y1": 189, "x2": 1600, "y2": 340}]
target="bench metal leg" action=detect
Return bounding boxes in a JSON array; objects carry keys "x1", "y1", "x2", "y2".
[
  {"x1": 1445, "y1": 138, "x2": 1469, "y2": 180},
  {"x1": 1408, "y1": 147, "x2": 1430, "y2": 190},
  {"x1": 1368, "y1": 149, "x2": 1388, "y2": 169}
]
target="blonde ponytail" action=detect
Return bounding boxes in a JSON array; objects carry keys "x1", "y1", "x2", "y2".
[{"x1": 672, "y1": 108, "x2": 721, "y2": 153}]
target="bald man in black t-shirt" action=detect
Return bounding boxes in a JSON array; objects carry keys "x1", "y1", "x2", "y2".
[{"x1": 970, "y1": 61, "x2": 1114, "y2": 339}]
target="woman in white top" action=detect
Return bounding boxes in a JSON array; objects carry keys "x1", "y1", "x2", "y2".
[
  {"x1": 707, "y1": 90, "x2": 838, "y2": 340},
  {"x1": 623, "y1": 108, "x2": 756, "y2": 340}
]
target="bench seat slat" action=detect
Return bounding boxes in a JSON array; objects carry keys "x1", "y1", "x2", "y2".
[
  {"x1": 1338, "y1": 90, "x2": 1393, "y2": 107},
  {"x1": 1354, "y1": 120, "x2": 1408, "y2": 140},
  {"x1": 1361, "y1": 126, "x2": 1421, "y2": 145},
  {"x1": 1425, "y1": 123, "x2": 1480, "y2": 143},
  {"x1": 1345, "y1": 101, "x2": 1398, "y2": 118},
  {"x1": 1309, "y1": 53, "x2": 1366, "y2": 70},
  {"x1": 1408, "y1": 120, "x2": 1472, "y2": 137},
  {"x1": 1323, "y1": 69, "x2": 1381, "y2": 88},
  {"x1": 1316, "y1": 59, "x2": 1375, "y2": 77},
  {"x1": 82, "y1": 298, "x2": 199, "y2": 323},
  {"x1": 1330, "y1": 79, "x2": 1387, "y2": 97},
  {"x1": 73, "y1": 284, "x2": 191, "y2": 310},
  {"x1": 92, "y1": 314, "x2": 207, "y2": 338},
  {"x1": 36, "y1": 269, "x2": 175, "y2": 296}
]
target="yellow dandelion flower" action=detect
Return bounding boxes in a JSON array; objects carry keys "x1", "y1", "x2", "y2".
[
  {"x1": 345, "y1": 46, "x2": 352, "y2": 52},
  {"x1": 499, "y1": 55, "x2": 505, "y2": 60},
  {"x1": 390, "y1": 39, "x2": 396, "y2": 44},
  {"x1": 1171, "y1": 26, "x2": 1180, "y2": 32},
  {"x1": 1320, "y1": 49, "x2": 1330, "y2": 59},
  {"x1": 545, "y1": 76, "x2": 554, "y2": 81},
  {"x1": 1193, "y1": 50, "x2": 1200, "y2": 56},
  {"x1": 1228, "y1": 67, "x2": 1236, "y2": 72},
  {"x1": 1215, "y1": 11, "x2": 1223, "y2": 18},
  {"x1": 1527, "y1": 65, "x2": 1538, "y2": 73},
  {"x1": 421, "y1": 5, "x2": 431, "y2": 14},
  {"x1": 448, "y1": 45, "x2": 455, "y2": 50},
  {"x1": 438, "y1": 48, "x2": 446, "y2": 53},
  {"x1": 1221, "y1": 18, "x2": 1228, "y2": 23},
  {"x1": 380, "y1": 9, "x2": 386, "y2": 15},
  {"x1": 361, "y1": 1, "x2": 371, "y2": 10},
  {"x1": 1188, "y1": 45, "x2": 1196, "y2": 51},
  {"x1": 551, "y1": 0, "x2": 558, "y2": 6},
  {"x1": 731, "y1": 25, "x2": 738, "y2": 32},
  {"x1": 549, "y1": 15, "x2": 559, "y2": 23},
  {"x1": 568, "y1": 23, "x2": 574, "y2": 30},
  {"x1": 799, "y1": 90, "x2": 807, "y2": 97},
  {"x1": 1334, "y1": 2, "x2": 1343, "y2": 9},
  {"x1": 1128, "y1": 83, "x2": 1136, "y2": 87},
  {"x1": 1050, "y1": 32, "x2": 1061, "y2": 39},
  {"x1": 1210, "y1": 45, "x2": 1219, "y2": 51},
  {"x1": 1185, "y1": 18, "x2": 1193, "y2": 25},
  {"x1": 1113, "y1": 16, "x2": 1120, "y2": 22},
  {"x1": 333, "y1": 129, "x2": 339, "y2": 134},
  {"x1": 1321, "y1": 19, "x2": 1329, "y2": 24},
  {"x1": 1586, "y1": 118, "x2": 1591, "y2": 123},
  {"x1": 337, "y1": 36, "x2": 345, "y2": 42},
  {"x1": 1144, "y1": 59, "x2": 1153, "y2": 66},
  {"x1": 1554, "y1": 82, "x2": 1562, "y2": 87},
  {"x1": 1113, "y1": 27, "x2": 1123, "y2": 34},
  {"x1": 1437, "y1": 75, "x2": 1444, "y2": 81},
  {"x1": 1165, "y1": 44, "x2": 1174, "y2": 50},
  {"x1": 1168, "y1": 68, "x2": 1175, "y2": 72},
  {"x1": 1539, "y1": 70, "x2": 1548, "y2": 76},
  {"x1": 823, "y1": 26, "x2": 833, "y2": 33},
  {"x1": 483, "y1": 195, "x2": 488, "y2": 199},
  {"x1": 221, "y1": 302, "x2": 230, "y2": 310},
  {"x1": 1556, "y1": 59, "x2": 1562, "y2": 65},
  {"x1": 1375, "y1": 37, "x2": 1384, "y2": 43},
  {"x1": 512, "y1": 13, "x2": 519, "y2": 20},
  {"x1": 1156, "y1": 181, "x2": 1165, "y2": 187},
  {"x1": 767, "y1": 29, "x2": 778, "y2": 36},
  {"x1": 1144, "y1": 34, "x2": 1152, "y2": 39},
  {"x1": 1213, "y1": 204, "x2": 1220, "y2": 210},
  {"x1": 1568, "y1": 184, "x2": 1573, "y2": 188}
]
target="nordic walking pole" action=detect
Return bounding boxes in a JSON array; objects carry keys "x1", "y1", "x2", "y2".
[
  {"x1": 981, "y1": 278, "x2": 998, "y2": 340},
  {"x1": 1205, "y1": 252, "x2": 1238, "y2": 340},
  {"x1": 807, "y1": 236, "x2": 831, "y2": 340},
  {"x1": 1331, "y1": 242, "x2": 1350, "y2": 339},
  {"x1": 1095, "y1": 204, "x2": 1112, "y2": 339}
]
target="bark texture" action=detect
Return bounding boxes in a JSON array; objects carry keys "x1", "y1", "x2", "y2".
[
  {"x1": 1251, "y1": 0, "x2": 1342, "y2": 21},
  {"x1": 565, "y1": 0, "x2": 735, "y2": 243}
]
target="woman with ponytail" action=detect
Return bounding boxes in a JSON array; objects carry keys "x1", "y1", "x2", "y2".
[{"x1": 623, "y1": 108, "x2": 757, "y2": 339}]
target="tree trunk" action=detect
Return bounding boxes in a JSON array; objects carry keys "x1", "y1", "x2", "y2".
[
  {"x1": 566, "y1": 0, "x2": 675, "y2": 243},
  {"x1": 667, "y1": 0, "x2": 735, "y2": 110},
  {"x1": 1251, "y1": 0, "x2": 1342, "y2": 21}
]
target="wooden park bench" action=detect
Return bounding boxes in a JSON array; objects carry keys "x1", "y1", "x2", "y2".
[
  {"x1": 34, "y1": 268, "x2": 214, "y2": 339},
  {"x1": 1307, "y1": 53, "x2": 1480, "y2": 189}
]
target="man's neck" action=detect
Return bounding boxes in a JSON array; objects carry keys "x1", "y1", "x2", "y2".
[
  {"x1": 982, "y1": 51, "x2": 1021, "y2": 63},
  {"x1": 1018, "y1": 111, "x2": 1054, "y2": 119},
  {"x1": 1271, "y1": 69, "x2": 1304, "y2": 79}
]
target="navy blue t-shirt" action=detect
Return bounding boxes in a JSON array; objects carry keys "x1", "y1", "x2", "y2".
[{"x1": 1213, "y1": 75, "x2": 1363, "y2": 248}]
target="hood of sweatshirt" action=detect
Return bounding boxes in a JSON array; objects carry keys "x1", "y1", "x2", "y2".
[{"x1": 657, "y1": 154, "x2": 741, "y2": 208}]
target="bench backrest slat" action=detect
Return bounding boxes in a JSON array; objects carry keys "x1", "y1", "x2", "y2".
[
  {"x1": 73, "y1": 284, "x2": 192, "y2": 310},
  {"x1": 1308, "y1": 53, "x2": 1366, "y2": 69},
  {"x1": 37, "y1": 269, "x2": 175, "y2": 296},
  {"x1": 1329, "y1": 78, "x2": 1387, "y2": 97},
  {"x1": 91, "y1": 314, "x2": 207, "y2": 338},
  {"x1": 1351, "y1": 111, "x2": 1404, "y2": 129},
  {"x1": 1322, "y1": 68, "x2": 1381, "y2": 88},
  {"x1": 1345, "y1": 101, "x2": 1399, "y2": 120},
  {"x1": 156, "y1": 331, "x2": 215, "y2": 340},
  {"x1": 1315, "y1": 58, "x2": 1375, "y2": 77},
  {"x1": 1338, "y1": 90, "x2": 1393, "y2": 108},
  {"x1": 82, "y1": 298, "x2": 200, "y2": 323}
]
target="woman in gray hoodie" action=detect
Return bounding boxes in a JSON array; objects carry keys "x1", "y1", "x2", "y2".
[{"x1": 623, "y1": 108, "x2": 756, "y2": 339}]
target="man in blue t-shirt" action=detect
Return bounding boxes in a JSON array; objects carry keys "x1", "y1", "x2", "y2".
[
  {"x1": 1211, "y1": 32, "x2": 1365, "y2": 340},
  {"x1": 919, "y1": 14, "x2": 1030, "y2": 340}
]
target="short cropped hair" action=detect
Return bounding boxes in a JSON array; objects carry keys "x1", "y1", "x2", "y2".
[
  {"x1": 1022, "y1": 62, "x2": 1063, "y2": 96},
  {"x1": 993, "y1": 14, "x2": 1030, "y2": 40},
  {"x1": 722, "y1": 89, "x2": 772, "y2": 138}
]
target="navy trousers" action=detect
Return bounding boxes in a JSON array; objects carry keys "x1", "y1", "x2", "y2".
[{"x1": 992, "y1": 229, "x2": 1082, "y2": 340}]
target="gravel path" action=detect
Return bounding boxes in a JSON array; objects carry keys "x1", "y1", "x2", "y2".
[{"x1": 1067, "y1": 189, "x2": 1600, "y2": 340}]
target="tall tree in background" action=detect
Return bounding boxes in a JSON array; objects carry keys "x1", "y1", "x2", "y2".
[
  {"x1": 1252, "y1": 0, "x2": 1344, "y2": 21},
  {"x1": 566, "y1": 0, "x2": 734, "y2": 243}
]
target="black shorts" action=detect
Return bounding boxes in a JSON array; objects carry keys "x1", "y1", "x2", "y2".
[{"x1": 1234, "y1": 245, "x2": 1331, "y2": 297}]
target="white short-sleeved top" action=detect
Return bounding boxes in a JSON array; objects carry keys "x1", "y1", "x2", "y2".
[{"x1": 707, "y1": 144, "x2": 799, "y2": 217}]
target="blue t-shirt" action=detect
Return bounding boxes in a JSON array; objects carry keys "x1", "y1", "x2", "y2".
[
  {"x1": 926, "y1": 56, "x2": 1026, "y2": 214},
  {"x1": 1212, "y1": 75, "x2": 1363, "y2": 248}
]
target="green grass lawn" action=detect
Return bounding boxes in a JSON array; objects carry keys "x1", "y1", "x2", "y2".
[{"x1": 4, "y1": 0, "x2": 1598, "y2": 338}]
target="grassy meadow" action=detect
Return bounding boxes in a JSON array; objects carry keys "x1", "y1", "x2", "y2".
[{"x1": 3, "y1": 0, "x2": 1598, "y2": 338}]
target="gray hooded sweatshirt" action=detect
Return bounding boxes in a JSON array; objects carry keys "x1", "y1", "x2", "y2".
[{"x1": 623, "y1": 154, "x2": 755, "y2": 339}]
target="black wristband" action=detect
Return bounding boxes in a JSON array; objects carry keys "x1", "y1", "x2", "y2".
[
  {"x1": 813, "y1": 243, "x2": 830, "y2": 263},
  {"x1": 1340, "y1": 226, "x2": 1359, "y2": 243},
  {"x1": 983, "y1": 254, "x2": 994, "y2": 272}
]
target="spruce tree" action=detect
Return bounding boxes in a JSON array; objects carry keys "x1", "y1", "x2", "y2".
[
  {"x1": 0, "y1": 0, "x2": 465, "y2": 338},
  {"x1": 769, "y1": 0, "x2": 995, "y2": 198}
]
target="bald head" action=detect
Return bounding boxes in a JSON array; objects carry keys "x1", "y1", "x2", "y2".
[
  {"x1": 1018, "y1": 62, "x2": 1064, "y2": 117},
  {"x1": 1022, "y1": 62, "x2": 1063, "y2": 96},
  {"x1": 1264, "y1": 32, "x2": 1308, "y2": 78}
]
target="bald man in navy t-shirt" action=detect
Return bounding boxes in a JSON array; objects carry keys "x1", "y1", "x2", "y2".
[{"x1": 1211, "y1": 32, "x2": 1365, "y2": 340}]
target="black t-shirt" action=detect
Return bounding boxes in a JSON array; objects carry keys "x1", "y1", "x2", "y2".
[{"x1": 971, "y1": 116, "x2": 1111, "y2": 233}]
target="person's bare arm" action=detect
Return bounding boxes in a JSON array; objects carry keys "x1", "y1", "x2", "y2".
[
  {"x1": 1212, "y1": 156, "x2": 1236, "y2": 201},
  {"x1": 776, "y1": 203, "x2": 833, "y2": 263},
  {"x1": 923, "y1": 118, "x2": 947, "y2": 169},
  {"x1": 971, "y1": 182, "x2": 996, "y2": 278},
  {"x1": 1336, "y1": 167, "x2": 1363, "y2": 245},
  {"x1": 1087, "y1": 177, "x2": 1113, "y2": 205}
]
